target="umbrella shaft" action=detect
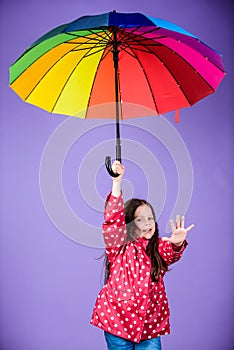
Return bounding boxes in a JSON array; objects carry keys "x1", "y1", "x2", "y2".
[
  {"x1": 116, "y1": 143, "x2": 121, "y2": 162},
  {"x1": 113, "y1": 27, "x2": 121, "y2": 162},
  {"x1": 115, "y1": 67, "x2": 121, "y2": 160}
]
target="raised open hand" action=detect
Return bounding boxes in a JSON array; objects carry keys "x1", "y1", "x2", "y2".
[{"x1": 162, "y1": 215, "x2": 195, "y2": 246}]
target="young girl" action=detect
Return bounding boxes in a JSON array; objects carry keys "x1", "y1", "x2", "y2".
[{"x1": 91, "y1": 161, "x2": 194, "y2": 349}]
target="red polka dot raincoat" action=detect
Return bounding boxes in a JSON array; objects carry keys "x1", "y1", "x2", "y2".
[{"x1": 91, "y1": 192, "x2": 188, "y2": 343}]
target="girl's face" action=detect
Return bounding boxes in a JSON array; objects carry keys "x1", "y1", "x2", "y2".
[{"x1": 134, "y1": 204, "x2": 155, "y2": 239}]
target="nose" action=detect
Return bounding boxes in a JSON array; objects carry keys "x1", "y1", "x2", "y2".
[{"x1": 145, "y1": 221, "x2": 152, "y2": 227}]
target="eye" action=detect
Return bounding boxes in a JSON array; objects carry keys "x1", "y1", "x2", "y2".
[
  {"x1": 148, "y1": 217, "x2": 154, "y2": 222},
  {"x1": 135, "y1": 218, "x2": 143, "y2": 223}
]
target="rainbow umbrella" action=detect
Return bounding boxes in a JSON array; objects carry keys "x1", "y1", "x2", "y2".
[{"x1": 9, "y1": 11, "x2": 225, "y2": 176}]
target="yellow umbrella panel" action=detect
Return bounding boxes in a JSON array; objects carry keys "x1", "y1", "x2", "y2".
[{"x1": 10, "y1": 30, "x2": 112, "y2": 118}]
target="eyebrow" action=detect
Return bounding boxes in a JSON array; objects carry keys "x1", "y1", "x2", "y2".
[{"x1": 134, "y1": 215, "x2": 154, "y2": 218}]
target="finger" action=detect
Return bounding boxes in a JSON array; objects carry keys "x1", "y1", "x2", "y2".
[
  {"x1": 181, "y1": 215, "x2": 185, "y2": 229},
  {"x1": 112, "y1": 160, "x2": 121, "y2": 170},
  {"x1": 115, "y1": 164, "x2": 121, "y2": 172},
  {"x1": 112, "y1": 162, "x2": 123, "y2": 174},
  {"x1": 170, "y1": 219, "x2": 176, "y2": 232},
  {"x1": 111, "y1": 161, "x2": 117, "y2": 171},
  {"x1": 117, "y1": 164, "x2": 124, "y2": 174},
  {"x1": 186, "y1": 224, "x2": 195, "y2": 233},
  {"x1": 176, "y1": 215, "x2": 180, "y2": 229}
]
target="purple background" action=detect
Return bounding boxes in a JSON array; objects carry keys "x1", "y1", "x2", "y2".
[{"x1": 1, "y1": 0, "x2": 233, "y2": 349}]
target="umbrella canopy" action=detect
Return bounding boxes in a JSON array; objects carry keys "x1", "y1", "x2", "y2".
[
  {"x1": 9, "y1": 11, "x2": 225, "y2": 176},
  {"x1": 10, "y1": 11, "x2": 225, "y2": 119}
]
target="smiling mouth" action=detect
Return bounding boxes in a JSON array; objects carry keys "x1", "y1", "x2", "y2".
[{"x1": 143, "y1": 228, "x2": 152, "y2": 233}]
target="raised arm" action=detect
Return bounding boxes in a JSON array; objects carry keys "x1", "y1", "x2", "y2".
[{"x1": 102, "y1": 161, "x2": 127, "y2": 257}]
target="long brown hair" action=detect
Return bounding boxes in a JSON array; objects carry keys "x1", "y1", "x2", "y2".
[{"x1": 104, "y1": 198, "x2": 167, "y2": 283}]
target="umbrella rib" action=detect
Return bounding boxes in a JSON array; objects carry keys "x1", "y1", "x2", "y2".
[
  {"x1": 67, "y1": 40, "x2": 109, "y2": 47},
  {"x1": 118, "y1": 26, "x2": 165, "y2": 48},
  {"x1": 119, "y1": 25, "x2": 165, "y2": 40},
  {"x1": 117, "y1": 29, "x2": 164, "y2": 56},
  {"x1": 67, "y1": 42, "x2": 108, "y2": 49},
  {"x1": 66, "y1": 28, "x2": 111, "y2": 44},
  {"x1": 66, "y1": 33, "x2": 110, "y2": 51},
  {"x1": 71, "y1": 46, "x2": 109, "y2": 57},
  {"x1": 100, "y1": 44, "x2": 113, "y2": 61},
  {"x1": 117, "y1": 28, "x2": 164, "y2": 59},
  {"x1": 66, "y1": 36, "x2": 106, "y2": 44},
  {"x1": 88, "y1": 27, "x2": 112, "y2": 41}
]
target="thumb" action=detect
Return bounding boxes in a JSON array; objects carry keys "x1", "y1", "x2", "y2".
[{"x1": 186, "y1": 224, "x2": 195, "y2": 232}]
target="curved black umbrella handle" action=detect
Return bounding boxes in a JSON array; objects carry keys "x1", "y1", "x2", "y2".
[{"x1": 105, "y1": 156, "x2": 120, "y2": 178}]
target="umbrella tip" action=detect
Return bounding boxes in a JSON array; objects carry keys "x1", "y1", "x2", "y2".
[
  {"x1": 175, "y1": 109, "x2": 180, "y2": 123},
  {"x1": 112, "y1": 9, "x2": 117, "y2": 13}
]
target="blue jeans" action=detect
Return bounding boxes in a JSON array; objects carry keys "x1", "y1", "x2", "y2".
[{"x1": 104, "y1": 331, "x2": 162, "y2": 350}]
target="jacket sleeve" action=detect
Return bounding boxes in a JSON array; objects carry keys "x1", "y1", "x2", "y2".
[
  {"x1": 158, "y1": 238, "x2": 188, "y2": 266},
  {"x1": 102, "y1": 192, "x2": 127, "y2": 254}
]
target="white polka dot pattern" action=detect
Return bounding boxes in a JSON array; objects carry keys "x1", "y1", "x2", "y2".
[{"x1": 91, "y1": 192, "x2": 187, "y2": 343}]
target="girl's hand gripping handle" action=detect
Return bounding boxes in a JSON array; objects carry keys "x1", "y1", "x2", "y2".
[{"x1": 111, "y1": 161, "x2": 125, "y2": 197}]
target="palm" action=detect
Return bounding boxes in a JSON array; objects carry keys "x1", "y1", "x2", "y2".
[{"x1": 169, "y1": 227, "x2": 187, "y2": 244}]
